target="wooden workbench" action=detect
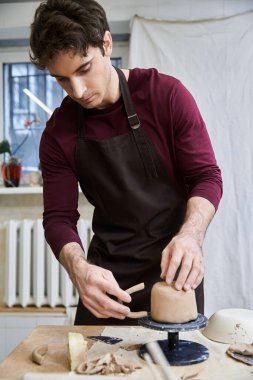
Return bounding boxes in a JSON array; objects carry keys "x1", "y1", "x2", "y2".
[
  {"x1": 0, "y1": 325, "x2": 252, "y2": 380},
  {"x1": 0, "y1": 325, "x2": 103, "y2": 378}
]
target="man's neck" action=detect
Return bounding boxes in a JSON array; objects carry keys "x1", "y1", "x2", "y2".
[{"x1": 96, "y1": 66, "x2": 129, "y2": 110}]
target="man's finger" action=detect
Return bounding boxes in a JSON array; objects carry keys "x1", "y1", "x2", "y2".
[
  {"x1": 160, "y1": 248, "x2": 170, "y2": 278},
  {"x1": 105, "y1": 282, "x2": 132, "y2": 303},
  {"x1": 165, "y1": 251, "x2": 183, "y2": 284},
  {"x1": 86, "y1": 303, "x2": 127, "y2": 319},
  {"x1": 192, "y1": 270, "x2": 204, "y2": 290},
  {"x1": 182, "y1": 261, "x2": 200, "y2": 290},
  {"x1": 174, "y1": 256, "x2": 193, "y2": 290},
  {"x1": 83, "y1": 293, "x2": 131, "y2": 319}
]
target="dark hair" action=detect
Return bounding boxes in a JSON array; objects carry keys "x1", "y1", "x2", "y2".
[{"x1": 29, "y1": 0, "x2": 110, "y2": 69}]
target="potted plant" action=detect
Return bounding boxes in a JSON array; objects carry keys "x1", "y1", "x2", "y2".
[
  {"x1": 0, "y1": 116, "x2": 41, "y2": 188},
  {"x1": 0, "y1": 139, "x2": 22, "y2": 187}
]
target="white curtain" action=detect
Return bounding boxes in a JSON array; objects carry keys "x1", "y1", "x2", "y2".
[{"x1": 128, "y1": 11, "x2": 253, "y2": 317}]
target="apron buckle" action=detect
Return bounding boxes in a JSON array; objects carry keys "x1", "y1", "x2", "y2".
[{"x1": 128, "y1": 114, "x2": 141, "y2": 129}]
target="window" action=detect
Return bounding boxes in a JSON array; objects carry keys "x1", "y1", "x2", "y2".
[
  {"x1": 3, "y1": 63, "x2": 65, "y2": 171},
  {"x1": 3, "y1": 57, "x2": 122, "y2": 172}
]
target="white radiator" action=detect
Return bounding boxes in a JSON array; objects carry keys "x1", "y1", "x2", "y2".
[{"x1": 5, "y1": 218, "x2": 93, "y2": 308}]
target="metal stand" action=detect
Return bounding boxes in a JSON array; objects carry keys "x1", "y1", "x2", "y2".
[{"x1": 138, "y1": 313, "x2": 209, "y2": 366}]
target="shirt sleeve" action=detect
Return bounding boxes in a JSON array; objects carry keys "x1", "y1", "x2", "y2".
[
  {"x1": 39, "y1": 123, "x2": 83, "y2": 261},
  {"x1": 171, "y1": 81, "x2": 223, "y2": 210}
]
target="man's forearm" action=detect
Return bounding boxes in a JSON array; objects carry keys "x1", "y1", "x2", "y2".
[
  {"x1": 178, "y1": 196, "x2": 215, "y2": 245},
  {"x1": 59, "y1": 242, "x2": 88, "y2": 285},
  {"x1": 58, "y1": 242, "x2": 132, "y2": 319},
  {"x1": 161, "y1": 196, "x2": 215, "y2": 290}
]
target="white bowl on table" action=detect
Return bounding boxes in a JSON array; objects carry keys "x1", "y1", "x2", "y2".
[{"x1": 202, "y1": 308, "x2": 253, "y2": 344}]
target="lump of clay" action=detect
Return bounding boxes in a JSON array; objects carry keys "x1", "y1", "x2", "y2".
[
  {"x1": 151, "y1": 282, "x2": 198, "y2": 323},
  {"x1": 68, "y1": 332, "x2": 88, "y2": 371}
]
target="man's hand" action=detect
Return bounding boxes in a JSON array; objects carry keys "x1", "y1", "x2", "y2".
[
  {"x1": 59, "y1": 242, "x2": 131, "y2": 319},
  {"x1": 160, "y1": 196, "x2": 215, "y2": 291},
  {"x1": 160, "y1": 233, "x2": 204, "y2": 291}
]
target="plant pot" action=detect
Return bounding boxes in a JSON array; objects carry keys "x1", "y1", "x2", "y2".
[{"x1": 1, "y1": 161, "x2": 22, "y2": 187}]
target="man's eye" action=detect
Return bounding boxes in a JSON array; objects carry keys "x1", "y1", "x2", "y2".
[
  {"x1": 79, "y1": 65, "x2": 91, "y2": 74},
  {"x1": 57, "y1": 77, "x2": 67, "y2": 82}
]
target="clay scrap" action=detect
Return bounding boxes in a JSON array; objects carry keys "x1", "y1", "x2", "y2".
[
  {"x1": 181, "y1": 373, "x2": 202, "y2": 380},
  {"x1": 120, "y1": 343, "x2": 142, "y2": 351},
  {"x1": 32, "y1": 344, "x2": 48, "y2": 365},
  {"x1": 76, "y1": 352, "x2": 142, "y2": 375},
  {"x1": 227, "y1": 343, "x2": 253, "y2": 365},
  {"x1": 228, "y1": 343, "x2": 253, "y2": 356}
]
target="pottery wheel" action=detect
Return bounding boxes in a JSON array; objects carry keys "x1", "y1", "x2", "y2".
[{"x1": 138, "y1": 313, "x2": 209, "y2": 366}]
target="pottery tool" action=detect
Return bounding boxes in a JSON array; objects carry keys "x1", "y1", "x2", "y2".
[
  {"x1": 145, "y1": 341, "x2": 180, "y2": 380},
  {"x1": 143, "y1": 352, "x2": 163, "y2": 380},
  {"x1": 118, "y1": 282, "x2": 148, "y2": 319},
  {"x1": 87, "y1": 335, "x2": 123, "y2": 345}
]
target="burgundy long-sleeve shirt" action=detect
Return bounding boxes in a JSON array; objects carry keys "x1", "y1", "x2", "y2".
[{"x1": 40, "y1": 68, "x2": 222, "y2": 259}]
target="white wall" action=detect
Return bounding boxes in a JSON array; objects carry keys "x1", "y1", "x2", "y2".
[{"x1": 1, "y1": 0, "x2": 253, "y2": 33}]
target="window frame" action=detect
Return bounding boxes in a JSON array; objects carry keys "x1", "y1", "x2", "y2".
[
  {"x1": 0, "y1": 47, "x2": 31, "y2": 141},
  {"x1": 0, "y1": 41, "x2": 129, "y2": 148}
]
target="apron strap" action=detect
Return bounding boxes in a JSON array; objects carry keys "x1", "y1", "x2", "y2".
[
  {"x1": 114, "y1": 66, "x2": 158, "y2": 179},
  {"x1": 77, "y1": 66, "x2": 158, "y2": 178},
  {"x1": 114, "y1": 66, "x2": 140, "y2": 129}
]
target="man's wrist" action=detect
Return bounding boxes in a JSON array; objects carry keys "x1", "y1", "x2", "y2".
[
  {"x1": 177, "y1": 224, "x2": 204, "y2": 247},
  {"x1": 59, "y1": 242, "x2": 88, "y2": 278},
  {"x1": 177, "y1": 196, "x2": 215, "y2": 247}
]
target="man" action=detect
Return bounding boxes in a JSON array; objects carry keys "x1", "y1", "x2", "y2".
[{"x1": 30, "y1": 0, "x2": 222, "y2": 325}]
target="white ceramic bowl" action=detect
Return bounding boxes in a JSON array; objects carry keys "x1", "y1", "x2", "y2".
[{"x1": 202, "y1": 308, "x2": 253, "y2": 344}]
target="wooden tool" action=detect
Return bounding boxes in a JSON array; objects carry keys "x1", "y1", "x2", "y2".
[
  {"x1": 146, "y1": 341, "x2": 180, "y2": 380},
  {"x1": 118, "y1": 282, "x2": 148, "y2": 319}
]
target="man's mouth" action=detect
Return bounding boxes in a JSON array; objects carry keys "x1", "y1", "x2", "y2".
[{"x1": 82, "y1": 95, "x2": 94, "y2": 104}]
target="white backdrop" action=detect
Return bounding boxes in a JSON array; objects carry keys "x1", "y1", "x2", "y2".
[{"x1": 128, "y1": 11, "x2": 253, "y2": 316}]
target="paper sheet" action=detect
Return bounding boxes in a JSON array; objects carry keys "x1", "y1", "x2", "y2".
[{"x1": 86, "y1": 326, "x2": 253, "y2": 380}]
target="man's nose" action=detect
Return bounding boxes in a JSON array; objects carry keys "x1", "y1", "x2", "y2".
[{"x1": 71, "y1": 78, "x2": 87, "y2": 99}]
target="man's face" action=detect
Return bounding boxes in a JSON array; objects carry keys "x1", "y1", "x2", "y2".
[{"x1": 47, "y1": 33, "x2": 114, "y2": 109}]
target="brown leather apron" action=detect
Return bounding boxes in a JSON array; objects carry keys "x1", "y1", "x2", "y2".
[{"x1": 74, "y1": 67, "x2": 204, "y2": 325}]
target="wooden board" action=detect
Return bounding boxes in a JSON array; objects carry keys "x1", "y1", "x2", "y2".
[{"x1": 0, "y1": 325, "x2": 103, "y2": 379}]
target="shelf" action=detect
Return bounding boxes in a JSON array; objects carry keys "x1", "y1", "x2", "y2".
[{"x1": 0, "y1": 186, "x2": 43, "y2": 195}]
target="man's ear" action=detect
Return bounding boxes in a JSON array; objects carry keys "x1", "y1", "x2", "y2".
[{"x1": 103, "y1": 31, "x2": 113, "y2": 56}]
